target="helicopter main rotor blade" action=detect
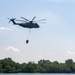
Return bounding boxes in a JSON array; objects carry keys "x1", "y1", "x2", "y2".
[
  {"x1": 21, "y1": 17, "x2": 30, "y2": 21},
  {"x1": 34, "y1": 19, "x2": 46, "y2": 22},
  {"x1": 32, "y1": 16, "x2": 36, "y2": 21},
  {"x1": 15, "y1": 20, "x2": 26, "y2": 22},
  {"x1": 34, "y1": 22, "x2": 46, "y2": 23}
]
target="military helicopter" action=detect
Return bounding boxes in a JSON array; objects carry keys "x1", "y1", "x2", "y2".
[{"x1": 8, "y1": 16, "x2": 46, "y2": 44}]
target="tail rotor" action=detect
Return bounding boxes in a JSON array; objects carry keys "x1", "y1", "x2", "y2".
[{"x1": 7, "y1": 17, "x2": 16, "y2": 23}]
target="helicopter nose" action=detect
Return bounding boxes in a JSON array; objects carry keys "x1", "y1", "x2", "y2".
[
  {"x1": 37, "y1": 25, "x2": 40, "y2": 28},
  {"x1": 35, "y1": 23, "x2": 40, "y2": 28}
]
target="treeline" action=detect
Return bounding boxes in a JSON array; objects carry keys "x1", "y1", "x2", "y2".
[{"x1": 0, "y1": 58, "x2": 75, "y2": 73}]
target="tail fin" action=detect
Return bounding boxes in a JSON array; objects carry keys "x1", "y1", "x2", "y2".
[{"x1": 11, "y1": 19, "x2": 16, "y2": 24}]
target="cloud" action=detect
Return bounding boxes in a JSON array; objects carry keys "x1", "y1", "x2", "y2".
[
  {"x1": 6, "y1": 46, "x2": 20, "y2": 52},
  {"x1": 37, "y1": 51, "x2": 54, "y2": 59},
  {"x1": 38, "y1": 55, "x2": 43, "y2": 58},
  {"x1": 0, "y1": 27, "x2": 13, "y2": 31},
  {"x1": 67, "y1": 50, "x2": 75, "y2": 55}
]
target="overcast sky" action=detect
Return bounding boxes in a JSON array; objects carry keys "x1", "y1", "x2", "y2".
[{"x1": 0, "y1": 0, "x2": 75, "y2": 63}]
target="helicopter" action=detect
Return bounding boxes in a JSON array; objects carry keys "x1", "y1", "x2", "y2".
[{"x1": 8, "y1": 16, "x2": 46, "y2": 44}]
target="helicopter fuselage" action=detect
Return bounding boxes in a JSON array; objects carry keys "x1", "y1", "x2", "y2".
[
  {"x1": 11, "y1": 20, "x2": 40, "y2": 28},
  {"x1": 18, "y1": 22, "x2": 40, "y2": 28}
]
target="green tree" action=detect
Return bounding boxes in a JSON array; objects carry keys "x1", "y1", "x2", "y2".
[{"x1": 26, "y1": 62, "x2": 37, "y2": 73}]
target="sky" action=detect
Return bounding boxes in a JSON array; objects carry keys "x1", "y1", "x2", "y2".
[{"x1": 0, "y1": 0, "x2": 75, "y2": 63}]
